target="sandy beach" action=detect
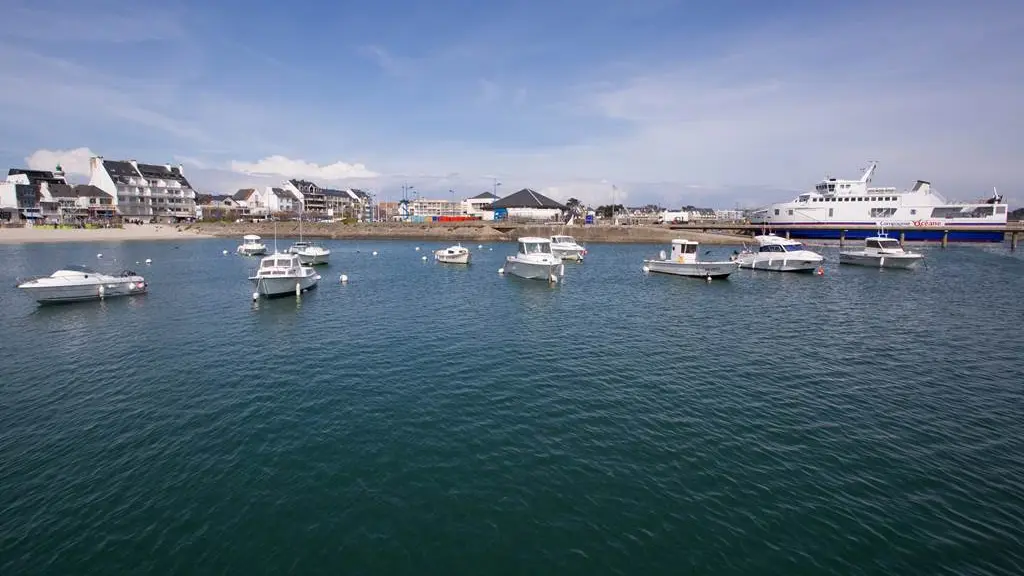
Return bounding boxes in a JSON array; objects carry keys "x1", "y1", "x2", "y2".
[{"x1": 0, "y1": 224, "x2": 214, "y2": 244}]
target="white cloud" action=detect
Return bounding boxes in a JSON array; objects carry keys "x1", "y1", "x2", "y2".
[
  {"x1": 25, "y1": 147, "x2": 96, "y2": 176},
  {"x1": 230, "y1": 155, "x2": 379, "y2": 180}
]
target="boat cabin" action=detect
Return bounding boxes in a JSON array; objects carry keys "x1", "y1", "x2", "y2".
[
  {"x1": 670, "y1": 239, "x2": 700, "y2": 263},
  {"x1": 551, "y1": 235, "x2": 577, "y2": 245},
  {"x1": 864, "y1": 237, "x2": 904, "y2": 252},
  {"x1": 518, "y1": 237, "x2": 552, "y2": 255},
  {"x1": 258, "y1": 253, "x2": 303, "y2": 275},
  {"x1": 242, "y1": 234, "x2": 262, "y2": 243}
]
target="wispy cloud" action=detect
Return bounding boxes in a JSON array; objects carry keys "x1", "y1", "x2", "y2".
[{"x1": 230, "y1": 155, "x2": 379, "y2": 180}]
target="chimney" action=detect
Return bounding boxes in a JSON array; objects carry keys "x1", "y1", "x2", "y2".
[{"x1": 129, "y1": 160, "x2": 138, "y2": 170}]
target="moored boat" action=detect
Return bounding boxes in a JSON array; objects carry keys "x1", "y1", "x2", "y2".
[
  {"x1": 549, "y1": 235, "x2": 587, "y2": 261},
  {"x1": 732, "y1": 234, "x2": 825, "y2": 272},
  {"x1": 237, "y1": 234, "x2": 268, "y2": 256},
  {"x1": 434, "y1": 244, "x2": 471, "y2": 264},
  {"x1": 839, "y1": 235, "x2": 924, "y2": 269},
  {"x1": 501, "y1": 237, "x2": 564, "y2": 282},
  {"x1": 249, "y1": 252, "x2": 320, "y2": 297},
  {"x1": 642, "y1": 239, "x2": 738, "y2": 279},
  {"x1": 17, "y1": 265, "x2": 148, "y2": 304}
]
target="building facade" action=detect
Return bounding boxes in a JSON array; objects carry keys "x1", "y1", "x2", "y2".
[{"x1": 88, "y1": 157, "x2": 196, "y2": 222}]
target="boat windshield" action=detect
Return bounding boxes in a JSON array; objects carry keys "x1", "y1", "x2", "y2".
[
  {"x1": 552, "y1": 236, "x2": 574, "y2": 244},
  {"x1": 868, "y1": 239, "x2": 901, "y2": 250},
  {"x1": 521, "y1": 242, "x2": 551, "y2": 254},
  {"x1": 63, "y1": 265, "x2": 97, "y2": 273},
  {"x1": 782, "y1": 244, "x2": 806, "y2": 252}
]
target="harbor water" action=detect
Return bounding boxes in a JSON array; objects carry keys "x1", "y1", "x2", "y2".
[{"x1": 1, "y1": 239, "x2": 1023, "y2": 574}]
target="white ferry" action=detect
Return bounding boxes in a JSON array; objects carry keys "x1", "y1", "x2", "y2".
[{"x1": 748, "y1": 162, "x2": 1008, "y2": 242}]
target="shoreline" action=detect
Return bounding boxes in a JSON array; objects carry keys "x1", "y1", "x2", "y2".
[
  {"x1": 0, "y1": 225, "x2": 214, "y2": 244},
  {"x1": 187, "y1": 221, "x2": 752, "y2": 245}
]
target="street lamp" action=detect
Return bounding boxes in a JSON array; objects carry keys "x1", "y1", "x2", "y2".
[{"x1": 449, "y1": 189, "x2": 455, "y2": 217}]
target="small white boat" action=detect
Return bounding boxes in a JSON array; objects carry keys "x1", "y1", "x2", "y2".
[
  {"x1": 249, "y1": 252, "x2": 321, "y2": 297},
  {"x1": 840, "y1": 235, "x2": 924, "y2": 269},
  {"x1": 17, "y1": 265, "x2": 147, "y2": 304},
  {"x1": 732, "y1": 234, "x2": 825, "y2": 272},
  {"x1": 434, "y1": 244, "x2": 471, "y2": 264},
  {"x1": 237, "y1": 234, "x2": 268, "y2": 256},
  {"x1": 643, "y1": 239, "x2": 738, "y2": 279},
  {"x1": 288, "y1": 241, "x2": 331, "y2": 266},
  {"x1": 502, "y1": 237, "x2": 565, "y2": 282},
  {"x1": 550, "y1": 235, "x2": 587, "y2": 261}
]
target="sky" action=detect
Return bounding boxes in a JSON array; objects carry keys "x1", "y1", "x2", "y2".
[{"x1": 1, "y1": 0, "x2": 1022, "y2": 209}]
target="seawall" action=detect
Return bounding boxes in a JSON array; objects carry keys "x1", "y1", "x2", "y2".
[{"x1": 187, "y1": 221, "x2": 751, "y2": 245}]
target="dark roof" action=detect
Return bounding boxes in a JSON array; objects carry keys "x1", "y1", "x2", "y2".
[
  {"x1": 8, "y1": 168, "x2": 66, "y2": 186},
  {"x1": 233, "y1": 188, "x2": 257, "y2": 201},
  {"x1": 320, "y1": 187, "x2": 350, "y2": 198},
  {"x1": 103, "y1": 160, "x2": 140, "y2": 179},
  {"x1": 271, "y1": 187, "x2": 296, "y2": 200},
  {"x1": 350, "y1": 188, "x2": 370, "y2": 200},
  {"x1": 289, "y1": 179, "x2": 320, "y2": 192},
  {"x1": 137, "y1": 163, "x2": 192, "y2": 189},
  {"x1": 48, "y1": 183, "x2": 77, "y2": 198},
  {"x1": 491, "y1": 188, "x2": 566, "y2": 210},
  {"x1": 74, "y1": 184, "x2": 111, "y2": 198},
  {"x1": 471, "y1": 191, "x2": 499, "y2": 200}
]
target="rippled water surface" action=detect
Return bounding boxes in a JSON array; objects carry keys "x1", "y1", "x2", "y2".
[{"x1": 1, "y1": 238, "x2": 1023, "y2": 574}]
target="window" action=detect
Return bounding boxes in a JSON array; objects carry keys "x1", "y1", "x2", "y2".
[
  {"x1": 910, "y1": 209, "x2": 916, "y2": 215},
  {"x1": 774, "y1": 209, "x2": 780, "y2": 215},
  {"x1": 787, "y1": 209, "x2": 793, "y2": 215},
  {"x1": 997, "y1": 206, "x2": 1006, "y2": 214},
  {"x1": 829, "y1": 208, "x2": 834, "y2": 217},
  {"x1": 782, "y1": 244, "x2": 805, "y2": 252}
]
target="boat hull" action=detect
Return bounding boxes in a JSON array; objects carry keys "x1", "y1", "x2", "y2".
[
  {"x1": 504, "y1": 257, "x2": 563, "y2": 281},
  {"x1": 297, "y1": 251, "x2": 330, "y2": 266},
  {"x1": 839, "y1": 252, "x2": 923, "y2": 269},
  {"x1": 734, "y1": 255, "x2": 822, "y2": 272},
  {"x1": 551, "y1": 247, "x2": 585, "y2": 262},
  {"x1": 250, "y1": 273, "x2": 321, "y2": 297},
  {"x1": 644, "y1": 260, "x2": 737, "y2": 279},
  {"x1": 237, "y1": 246, "x2": 267, "y2": 256},
  {"x1": 19, "y1": 278, "x2": 147, "y2": 303},
  {"x1": 435, "y1": 251, "x2": 471, "y2": 264}
]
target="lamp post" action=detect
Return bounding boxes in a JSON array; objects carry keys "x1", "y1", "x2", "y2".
[{"x1": 449, "y1": 189, "x2": 455, "y2": 217}]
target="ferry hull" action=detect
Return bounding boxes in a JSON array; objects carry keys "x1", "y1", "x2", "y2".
[{"x1": 776, "y1": 227, "x2": 1005, "y2": 243}]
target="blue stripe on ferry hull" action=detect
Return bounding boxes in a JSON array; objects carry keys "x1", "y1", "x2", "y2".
[{"x1": 780, "y1": 228, "x2": 1005, "y2": 242}]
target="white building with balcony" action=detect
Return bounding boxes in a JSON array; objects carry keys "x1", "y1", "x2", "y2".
[
  {"x1": 88, "y1": 157, "x2": 197, "y2": 222},
  {"x1": 266, "y1": 187, "x2": 299, "y2": 213},
  {"x1": 463, "y1": 191, "x2": 498, "y2": 220}
]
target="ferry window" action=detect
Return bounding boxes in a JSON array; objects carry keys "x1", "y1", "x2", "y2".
[
  {"x1": 787, "y1": 210, "x2": 793, "y2": 215},
  {"x1": 997, "y1": 206, "x2": 1006, "y2": 214},
  {"x1": 829, "y1": 208, "x2": 834, "y2": 217},
  {"x1": 774, "y1": 209, "x2": 779, "y2": 215},
  {"x1": 910, "y1": 209, "x2": 916, "y2": 215}
]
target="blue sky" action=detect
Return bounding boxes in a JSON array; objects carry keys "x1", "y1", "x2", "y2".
[{"x1": 1, "y1": 0, "x2": 1022, "y2": 208}]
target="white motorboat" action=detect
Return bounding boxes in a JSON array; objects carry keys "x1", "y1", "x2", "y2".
[
  {"x1": 501, "y1": 237, "x2": 565, "y2": 282},
  {"x1": 732, "y1": 234, "x2": 825, "y2": 272},
  {"x1": 839, "y1": 235, "x2": 924, "y2": 269},
  {"x1": 434, "y1": 244, "x2": 471, "y2": 264},
  {"x1": 288, "y1": 241, "x2": 331, "y2": 266},
  {"x1": 288, "y1": 218, "x2": 330, "y2": 265},
  {"x1": 249, "y1": 252, "x2": 321, "y2": 297},
  {"x1": 642, "y1": 239, "x2": 739, "y2": 280},
  {"x1": 17, "y1": 265, "x2": 147, "y2": 304},
  {"x1": 550, "y1": 234, "x2": 587, "y2": 261},
  {"x1": 237, "y1": 234, "x2": 268, "y2": 256}
]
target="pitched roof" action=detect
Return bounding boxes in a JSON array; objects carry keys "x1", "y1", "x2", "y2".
[
  {"x1": 8, "y1": 168, "x2": 66, "y2": 186},
  {"x1": 271, "y1": 187, "x2": 296, "y2": 200},
  {"x1": 103, "y1": 160, "x2": 141, "y2": 181},
  {"x1": 137, "y1": 163, "x2": 192, "y2": 189},
  {"x1": 289, "y1": 179, "x2": 320, "y2": 192},
  {"x1": 350, "y1": 188, "x2": 370, "y2": 200},
  {"x1": 233, "y1": 188, "x2": 257, "y2": 201},
  {"x1": 320, "y1": 187, "x2": 351, "y2": 198},
  {"x1": 74, "y1": 184, "x2": 111, "y2": 198},
  {"x1": 491, "y1": 188, "x2": 566, "y2": 210},
  {"x1": 48, "y1": 183, "x2": 77, "y2": 198},
  {"x1": 471, "y1": 191, "x2": 499, "y2": 200}
]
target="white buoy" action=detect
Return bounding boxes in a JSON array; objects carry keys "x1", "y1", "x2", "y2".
[
  {"x1": 98, "y1": 285, "x2": 105, "y2": 298},
  {"x1": 549, "y1": 274, "x2": 558, "y2": 283},
  {"x1": 135, "y1": 261, "x2": 139, "y2": 265},
  {"x1": 415, "y1": 246, "x2": 421, "y2": 251},
  {"x1": 145, "y1": 258, "x2": 152, "y2": 264},
  {"x1": 97, "y1": 253, "x2": 103, "y2": 259},
  {"x1": 222, "y1": 249, "x2": 228, "y2": 255},
  {"x1": 372, "y1": 251, "x2": 378, "y2": 256},
  {"x1": 488, "y1": 248, "x2": 492, "y2": 251},
  {"x1": 478, "y1": 244, "x2": 483, "y2": 249},
  {"x1": 340, "y1": 274, "x2": 348, "y2": 284},
  {"x1": 252, "y1": 291, "x2": 259, "y2": 301},
  {"x1": 706, "y1": 275, "x2": 712, "y2": 283},
  {"x1": 498, "y1": 267, "x2": 505, "y2": 275},
  {"x1": 421, "y1": 255, "x2": 427, "y2": 261}
]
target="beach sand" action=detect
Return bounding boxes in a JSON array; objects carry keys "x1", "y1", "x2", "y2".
[{"x1": 0, "y1": 224, "x2": 214, "y2": 244}]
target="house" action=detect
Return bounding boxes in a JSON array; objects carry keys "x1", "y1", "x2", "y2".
[
  {"x1": 197, "y1": 194, "x2": 248, "y2": 220},
  {"x1": 463, "y1": 191, "x2": 498, "y2": 220},
  {"x1": 266, "y1": 187, "x2": 298, "y2": 213},
  {"x1": 88, "y1": 156, "x2": 196, "y2": 222},
  {"x1": 321, "y1": 187, "x2": 353, "y2": 218},
  {"x1": 0, "y1": 165, "x2": 114, "y2": 223},
  {"x1": 283, "y1": 179, "x2": 325, "y2": 214},
  {"x1": 491, "y1": 188, "x2": 567, "y2": 221},
  {"x1": 233, "y1": 188, "x2": 266, "y2": 216}
]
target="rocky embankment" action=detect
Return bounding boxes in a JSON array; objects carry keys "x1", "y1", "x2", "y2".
[{"x1": 187, "y1": 221, "x2": 750, "y2": 245}]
